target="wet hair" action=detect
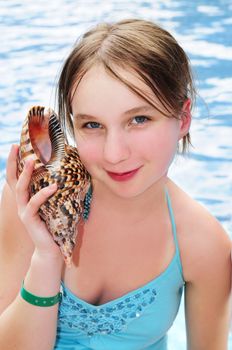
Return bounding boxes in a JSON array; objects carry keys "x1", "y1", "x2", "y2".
[{"x1": 57, "y1": 18, "x2": 196, "y2": 152}]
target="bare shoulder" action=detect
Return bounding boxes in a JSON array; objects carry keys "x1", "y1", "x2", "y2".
[
  {"x1": 167, "y1": 180, "x2": 231, "y2": 283},
  {"x1": 0, "y1": 182, "x2": 34, "y2": 314}
]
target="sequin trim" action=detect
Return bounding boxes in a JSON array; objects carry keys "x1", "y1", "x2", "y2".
[
  {"x1": 82, "y1": 184, "x2": 92, "y2": 221},
  {"x1": 58, "y1": 284, "x2": 157, "y2": 336}
]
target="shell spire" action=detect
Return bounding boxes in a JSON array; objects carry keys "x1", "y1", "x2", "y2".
[{"x1": 17, "y1": 106, "x2": 91, "y2": 266}]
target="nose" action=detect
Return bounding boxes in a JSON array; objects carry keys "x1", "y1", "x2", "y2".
[{"x1": 103, "y1": 130, "x2": 131, "y2": 165}]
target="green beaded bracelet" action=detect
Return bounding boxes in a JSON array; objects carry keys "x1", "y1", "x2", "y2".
[{"x1": 20, "y1": 281, "x2": 62, "y2": 307}]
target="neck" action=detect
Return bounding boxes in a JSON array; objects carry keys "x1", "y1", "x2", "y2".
[{"x1": 90, "y1": 178, "x2": 169, "y2": 223}]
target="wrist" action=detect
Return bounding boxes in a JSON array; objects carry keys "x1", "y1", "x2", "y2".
[
  {"x1": 20, "y1": 280, "x2": 62, "y2": 307},
  {"x1": 32, "y1": 248, "x2": 64, "y2": 267},
  {"x1": 23, "y1": 249, "x2": 63, "y2": 297}
]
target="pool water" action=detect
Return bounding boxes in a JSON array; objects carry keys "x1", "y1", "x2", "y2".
[{"x1": 0, "y1": 0, "x2": 231, "y2": 348}]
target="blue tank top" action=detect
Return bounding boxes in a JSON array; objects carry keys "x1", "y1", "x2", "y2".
[{"x1": 54, "y1": 190, "x2": 185, "y2": 350}]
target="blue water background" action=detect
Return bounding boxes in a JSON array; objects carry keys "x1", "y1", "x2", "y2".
[{"x1": 0, "y1": 0, "x2": 231, "y2": 348}]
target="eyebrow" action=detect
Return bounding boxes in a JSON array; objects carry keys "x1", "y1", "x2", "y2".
[{"x1": 73, "y1": 105, "x2": 156, "y2": 120}]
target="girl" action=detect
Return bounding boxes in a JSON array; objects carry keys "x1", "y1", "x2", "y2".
[{"x1": 0, "y1": 19, "x2": 231, "y2": 350}]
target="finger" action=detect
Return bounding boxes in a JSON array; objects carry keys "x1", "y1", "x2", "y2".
[
  {"x1": 16, "y1": 158, "x2": 35, "y2": 208},
  {"x1": 24, "y1": 183, "x2": 57, "y2": 218},
  {"x1": 6, "y1": 144, "x2": 19, "y2": 190}
]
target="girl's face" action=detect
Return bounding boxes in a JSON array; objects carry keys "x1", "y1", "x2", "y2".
[{"x1": 71, "y1": 65, "x2": 189, "y2": 198}]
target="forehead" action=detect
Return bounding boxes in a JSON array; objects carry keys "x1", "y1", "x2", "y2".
[{"x1": 71, "y1": 64, "x2": 167, "y2": 116}]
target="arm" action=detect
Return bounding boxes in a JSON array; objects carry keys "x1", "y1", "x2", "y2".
[
  {"x1": 0, "y1": 145, "x2": 63, "y2": 350},
  {"x1": 184, "y1": 217, "x2": 231, "y2": 350}
]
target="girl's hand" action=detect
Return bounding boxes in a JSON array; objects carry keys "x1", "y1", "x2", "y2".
[{"x1": 6, "y1": 144, "x2": 62, "y2": 261}]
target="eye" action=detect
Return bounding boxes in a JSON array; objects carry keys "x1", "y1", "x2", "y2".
[
  {"x1": 130, "y1": 116, "x2": 150, "y2": 125},
  {"x1": 83, "y1": 121, "x2": 102, "y2": 129}
]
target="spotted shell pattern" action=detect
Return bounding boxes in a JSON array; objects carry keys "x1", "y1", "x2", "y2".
[{"x1": 17, "y1": 106, "x2": 91, "y2": 266}]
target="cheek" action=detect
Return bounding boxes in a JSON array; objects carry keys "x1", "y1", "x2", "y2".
[
  {"x1": 135, "y1": 126, "x2": 179, "y2": 163},
  {"x1": 75, "y1": 135, "x2": 102, "y2": 169}
]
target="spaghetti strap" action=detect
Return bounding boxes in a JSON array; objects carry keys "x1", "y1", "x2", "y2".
[{"x1": 165, "y1": 188, "x2": 183, "y2": 276}]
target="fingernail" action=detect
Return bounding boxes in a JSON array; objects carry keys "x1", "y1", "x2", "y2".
[
  {"x1": 25, "y1": 160, "x2": 31, "y2": 169},
  {"x1": 25, "y1": 157, "x2": 34, "y2": 168},
  {"x1": 48, "y1": 183, "x2": 57, "y2": 191},
  {"x1": 11, "y1": 144, "x2": 19, "y2": 152},
  {"x1": 11, "y1": 144, "x2": 16, "y2": 153}
]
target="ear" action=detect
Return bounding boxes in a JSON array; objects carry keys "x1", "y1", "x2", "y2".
[{"x1": 178, "y1": 98, "x2": 192, "y2": 140}]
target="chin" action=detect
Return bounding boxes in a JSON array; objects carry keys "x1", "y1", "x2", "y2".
[{"x1": 109, "y1": 182, "x2": 152, "y2": 199}]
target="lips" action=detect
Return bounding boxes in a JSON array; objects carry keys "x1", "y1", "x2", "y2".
[{"x1": 106, "y1": 167, "x2": 142, "y2": 182}]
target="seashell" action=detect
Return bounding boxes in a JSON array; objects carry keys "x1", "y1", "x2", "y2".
[{"x1": 17, "y1": 106, "x2": 91, "y2": 267}]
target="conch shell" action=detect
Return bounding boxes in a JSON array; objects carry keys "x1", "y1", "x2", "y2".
[{"x1": 17, "y1": 106, "x2": 91, "y2": 266}]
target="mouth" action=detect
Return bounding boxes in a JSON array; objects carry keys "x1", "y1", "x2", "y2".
[{"x1": 106, "y1": 166, "x2": 142, "y2": 182}]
